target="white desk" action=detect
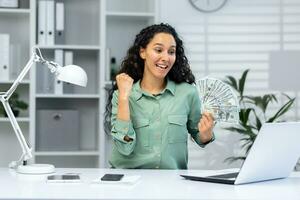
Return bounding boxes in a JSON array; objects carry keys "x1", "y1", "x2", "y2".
[{"x1": 1, "y1": 168, "x2": 300, "y2": 200}]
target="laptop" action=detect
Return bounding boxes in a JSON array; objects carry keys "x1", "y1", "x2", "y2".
[{"x1": 181, "y1": 122, "x2": 300, "y2": 185}]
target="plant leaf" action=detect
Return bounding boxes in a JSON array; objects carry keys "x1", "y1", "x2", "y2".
[
  {"x1": 255, "y1": 113, "x2": 262, "y2": 131},
  {"x1": 224, "y1": 156, "x2": 246, "y2": 164},
  {"x1": 238, "y1": 69, "x2": 249, "y2": 97},
  {"x1": 224, "y1": 76, "x2": 238, "y2": 91},
  {"x1": 239, "y1": 108, "x2": 252, "y2": 126},
  {"x1": 267, "y1": 98, "x2": 295, "y2": 122}
]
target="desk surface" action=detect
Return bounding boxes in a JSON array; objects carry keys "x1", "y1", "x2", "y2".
[{"x1": 1, "y1": 168, "x2": 300, "y2": 200}]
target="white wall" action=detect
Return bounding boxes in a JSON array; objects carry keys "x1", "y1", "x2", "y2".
[{"x1": 158, "y1": 0, "x2": 300, "y2": 169}]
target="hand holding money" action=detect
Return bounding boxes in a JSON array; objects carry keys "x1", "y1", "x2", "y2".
[
  {"x1": 196, "y1": 77, "x2": 240, "y2": 124},
  {"x1": 198, "y1": 112, "x2": 214, "y2": 143}
]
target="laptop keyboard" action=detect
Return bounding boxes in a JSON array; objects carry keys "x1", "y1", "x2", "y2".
[{"x1": 208, "y1": 172, "x2": 239, "y2": 179}]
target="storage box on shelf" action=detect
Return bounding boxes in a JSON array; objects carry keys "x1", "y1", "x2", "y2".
[{"x1": 35, "y1": 98, "x2": 99, "y2": 167}]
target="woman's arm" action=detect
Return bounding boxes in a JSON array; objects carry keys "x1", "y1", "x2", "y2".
[{"x1": 110, "y1": 73, "x2": 136, "y2": 155}]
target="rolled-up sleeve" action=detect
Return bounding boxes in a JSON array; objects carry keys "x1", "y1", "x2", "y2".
[
  {"x1": 187, "y1": 86, "x2": 215, "y2": 147},
  {"x1": 111, "y1": 91, "x2": 136, "y2": 155}
]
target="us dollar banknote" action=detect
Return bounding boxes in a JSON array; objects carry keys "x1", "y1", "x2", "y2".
[{"x1": 196, "y1": 77, "x2": 240, "y2": 124}]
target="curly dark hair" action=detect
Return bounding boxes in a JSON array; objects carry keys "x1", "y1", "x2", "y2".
[{"x1": 104, "y1": 23, "x2": 195, "y2": 134}]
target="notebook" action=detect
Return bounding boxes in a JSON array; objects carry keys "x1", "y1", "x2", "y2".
[{"x1": 181, "y1": 122, "x2": 300, "y2": 185}]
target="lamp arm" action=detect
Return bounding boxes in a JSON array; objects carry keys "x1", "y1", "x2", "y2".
[
  {"x1": 1, "y1": 98, "x2": 32, "y2": 168},
  {"x1": 5, "y1": 47, "x2": 58, "y2": 99},
  {"x1": 0, "y1": 51, "x2": 40, "y2": 169}
]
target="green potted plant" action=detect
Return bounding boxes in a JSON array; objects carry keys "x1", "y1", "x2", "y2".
[
  {"x1": 223, "y1": 69, "x2": 295, "y2": 162},
  {"x1": 0, "y1": 93, "x2": 28, "y2": 117}
]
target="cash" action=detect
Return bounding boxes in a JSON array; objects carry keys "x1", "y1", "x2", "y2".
[{"x1": 196, "y1": 77, "x2": 240, "y2": 124}]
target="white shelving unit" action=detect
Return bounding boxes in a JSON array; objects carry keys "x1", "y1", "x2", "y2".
[
  {"x1": 0, "y1": 0, "x2": 31, "y2": 168},
  {"x1": 0, "y1": 0, "x2": 157, "y2": 168}
]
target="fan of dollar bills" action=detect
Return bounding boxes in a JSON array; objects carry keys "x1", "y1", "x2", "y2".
[{"x1": 196, "y1": 77, "x2": 240, "y2": 123}]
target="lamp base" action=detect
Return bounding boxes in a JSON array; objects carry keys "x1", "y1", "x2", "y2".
[{"x1": 17, "y1": 164, "x2": 55, "y2": 174}]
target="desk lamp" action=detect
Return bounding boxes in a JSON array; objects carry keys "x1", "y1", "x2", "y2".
[{"x1": 0, "y1": 47, "x2": 87, "y2": 174}]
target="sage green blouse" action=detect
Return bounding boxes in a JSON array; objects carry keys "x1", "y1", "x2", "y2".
[{"x1": 109, "y1": 79, "x2": 213, "y2": 169}]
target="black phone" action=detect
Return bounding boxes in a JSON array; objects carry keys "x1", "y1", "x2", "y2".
[{"x1": 100, "y1": 173, "x2": 124, "y2": 181}]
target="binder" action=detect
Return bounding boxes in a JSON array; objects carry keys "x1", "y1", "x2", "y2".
[
  {"x1": 46, "y1": 0, "x2": 55, "y2": 45},
  {"x1": 55, "y1": 1, "x2": 65, "y2": 44},
  {"x1": 105, "y1": 48, "x2": 111, "y2": 81},
  {"x1": 54, "y1": 49, "x2": 64, "y2": 95},
  {"x1": 64, "y1": 51, "x2": 74, "y2": 93},
  {"x1": 9, "y1": 43, "x2": 21, "y2": 79},
  {"x1": 36, "y1": 61, "x2": 54, "y2": 93},
  {"x1": 64, "y1": 51, "x2": 73, "y2": 64},
  {"x1": 0, "y1": 34, "x2": 10, "y2": 81},
  {"x1": 38, "y1": 0, "x2": 47, "y2": 45}
]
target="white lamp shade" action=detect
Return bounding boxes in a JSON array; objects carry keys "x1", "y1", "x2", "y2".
[{"x1": 56, "y1": 65, "x2": 88, "y2": 87}]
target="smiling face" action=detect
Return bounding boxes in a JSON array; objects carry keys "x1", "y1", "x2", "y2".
[{"x1": 139, "y1": 33, "x2": 176, "y2": 81}]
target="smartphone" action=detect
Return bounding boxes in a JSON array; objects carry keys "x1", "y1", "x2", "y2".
[
  {"x1": 47, "y1": 174, "x2": 81, "y2": 183},
  {"x1": 100, "y1": 174, "x2": 124, "y2": 181}
]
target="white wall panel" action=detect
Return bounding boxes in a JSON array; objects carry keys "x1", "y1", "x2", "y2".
[
  {"x1": 284, "y1": 34, "x2": 300, "y2": 41},
  {"x1": 209, "y1": 63, "x2": 269, "y2": 71},
  {"x1": 283, "y1": 6, "x2": 300, "y2": 13},
  {"x1": 208, "y1": 35, "x2": 280, "y2": 43},
  {"x1": 208, "y1": 25, "x2": 280, "y2": 33},
  {"x1": 284, "y1": 25, "x2": 300, "y2": 32},
  {"x1": 208, "y1": 44, "x2": 280, "y2": 52},
  {"x1": 208, "y1": 16, "x2": 280, "y2": 24},
  {"x1": 284, "y1": 16, "x2": 300, "y2": 23},
  {"x1": 218, "y1": 7, "x2": 280, "y2": 15},
  {"x1": 208, "y1": 53, "x2": 269, "y2": 61}
]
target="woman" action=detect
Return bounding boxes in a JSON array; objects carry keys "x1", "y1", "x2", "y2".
[{"x1": 105, "y1": 23, "x2": 214, "y2": 169}]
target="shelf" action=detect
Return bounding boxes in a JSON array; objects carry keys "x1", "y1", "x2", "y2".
[
  {"x1": 35, "y1": 151, "x2": 99, "y2": 156},
  {"x1": 106, "y1": 11, "x2": 155, "y2": 18},
  {"x1": 35, "y1": 94, "x2": 99, "y2": 99},
  {"x1": 0, "y1": 117, "x2": 30, "y2": 122},
  {"x1": 0, "y1": 8, "x2": 30, "y2": 14},
  {"x1": 37, "y1": 45, "x2": 101, "y2": 50},
  {"x1": 0, "y1": 80, "x2": 30, "y2": 84}
]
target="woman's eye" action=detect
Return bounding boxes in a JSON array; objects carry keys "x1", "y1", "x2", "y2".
[
  {"x1": 169, "y1": 50, "x2": 176, "y2": 55},
  {"x1": 155, "y1": 48, "x2": 162, "y2": 53}
]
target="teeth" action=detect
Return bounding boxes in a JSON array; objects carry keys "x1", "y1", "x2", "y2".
[{"x1": 156, "y1": 64, "x2": 168, "y2": 69}]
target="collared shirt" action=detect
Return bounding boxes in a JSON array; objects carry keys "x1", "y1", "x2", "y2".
[{"x1": 109, "y1": 79, "x2": 213, "y2": 169}]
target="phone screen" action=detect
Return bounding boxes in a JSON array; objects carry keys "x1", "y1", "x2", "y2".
[{"x1": 101, "y1": 174, "x2": 124, "y2": 181}]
